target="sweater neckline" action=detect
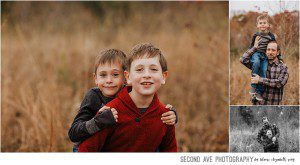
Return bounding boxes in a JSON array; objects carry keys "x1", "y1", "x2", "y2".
[{"x1": 118, "y1": 86, "x2": 160, "y2": 117}]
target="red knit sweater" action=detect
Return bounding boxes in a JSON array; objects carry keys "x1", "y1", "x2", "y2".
[{"x1": 78, "y1": 86, "x2": 177, "y2": 152}]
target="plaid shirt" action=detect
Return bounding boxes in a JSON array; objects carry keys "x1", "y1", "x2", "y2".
[{"x1": 240, "y1": 47, "x2": 289, "y2": 105}]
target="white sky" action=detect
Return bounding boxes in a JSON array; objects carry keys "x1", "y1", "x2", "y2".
[{"x1": 230, "y1": 0, "x2": 299, "y2": 18}]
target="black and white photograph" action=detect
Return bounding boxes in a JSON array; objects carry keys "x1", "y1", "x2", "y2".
[{"x1": 230, "y1": 106, "x2": 299, "y2": 152}]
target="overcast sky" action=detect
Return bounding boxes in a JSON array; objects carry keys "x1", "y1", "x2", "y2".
[{"x1": 230, "y1": 0, "x2": 299, "y2": 18}]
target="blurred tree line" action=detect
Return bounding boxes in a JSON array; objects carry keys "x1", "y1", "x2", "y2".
[{"x1": 1, "y1": 1, "x2": 203, "y2": 28}]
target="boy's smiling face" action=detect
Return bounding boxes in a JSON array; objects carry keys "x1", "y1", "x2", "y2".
[
  {"x1": 94, "y1": 62, "x2": 124, "y2": 97},
  {"x1": 126, "y1": 56, "x2": 168, "y2": 97},
  {"x1": 256, "y1": 19, "x2": 270, "y2": 32},
  {"x1": 266, "y1": 130, "x2": 273, "y2": 138}
]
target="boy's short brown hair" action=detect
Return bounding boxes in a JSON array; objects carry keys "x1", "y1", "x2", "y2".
[
  {"x1": 94, "y1": 49, "x2": 127, "y2": 74},
  {"x1": 128, "y1": 43, "x2": 168, "y2": 72},
  {"x1": 257, "y1": 13, "x2": 269, "y2": 23}
]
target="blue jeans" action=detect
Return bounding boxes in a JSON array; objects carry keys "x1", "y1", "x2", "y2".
[
  {"x1": 73, "y1": 146, "x2": 78, "y2": 152},
  {"x1": 250, "y1": 51, "x2": 268, "y2": 94}
]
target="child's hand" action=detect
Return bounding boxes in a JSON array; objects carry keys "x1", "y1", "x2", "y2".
[
  {"x1": 97, "y1": 106, "x2": 111, "y2": 114},
  {"x1": 251, "y1": 74, "x2": 260, "y2": 84},
  {"x1": 161, "y1": 104, "x2": 176, "y2": 125},
  {"x1": 111, "y1": 108, "x2": 118, "y2": 122},
  {"x1": 97, "y1": 106, "x2": 118, "y2": 122},
  {"x1": 272, "y1": 137, "x2": 276, "y2": 142},
  {"x1": 254, "y1": 36, "x2": 261, "y2": 49}
]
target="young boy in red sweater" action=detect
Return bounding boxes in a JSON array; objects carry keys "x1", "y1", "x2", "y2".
[
  {"x1": 69, "y1": 49, "x2": 177, "y2": 152},
  {"x1": 78, "y1": 43, "x2": 177, "y2": 152}
]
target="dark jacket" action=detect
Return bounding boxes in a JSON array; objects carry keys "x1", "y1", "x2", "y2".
[
  {"x1": 264, "y1": 137, "x2": 279, "y2": 152},
  {"x1": 68, "y1": 87, "x2": 115, "y2": 143},
  {"x1": 257, "y1": 123, "x2": 280, "y2": 150}
]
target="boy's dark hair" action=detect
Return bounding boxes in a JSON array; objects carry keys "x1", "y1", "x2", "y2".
[
  {"x1": 257, "y1": 13, "x2": 269, "y2": 23},
  {"x1": 128, "y1": 43, "x2": 168, "y2": 72},
  {"x1": 94, "y1": 49, "x2": 127, "y2": 74},
  {"x1": 268, "y1": 41, "x2": 280, "y2": 51}
]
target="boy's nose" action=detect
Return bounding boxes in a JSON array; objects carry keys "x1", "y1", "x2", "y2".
[
  {"x1": 143, "y1": 69, "x2": 151, "y2": 78},
  {"x1": 106, "y1": 76, "x2": 113, "y2": 83}
]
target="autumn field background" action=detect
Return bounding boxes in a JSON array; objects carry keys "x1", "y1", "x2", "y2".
[
  {"x1": 1, "y1": 2, "x2": 228, "y2": 152},
  {"x1": 230, "y1": 106, "x2": 299, "y2": 152},
  {"x1": 230, "y1": 8, "x2": 299, "y2": 105}
]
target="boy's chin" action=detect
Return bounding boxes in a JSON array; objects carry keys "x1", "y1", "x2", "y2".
[
  {"x1": 136, "y1": 89, "x2": 156, "y2": 96},
  {"x1": 260, "y1": 29, "x2": 268, "y2": 32},
  {"x1": 140, "y1": 91, "x2": 155, "y2": 96},
  {"x1": 102, "y1": 91, "x2": 118, "y2": 97}
]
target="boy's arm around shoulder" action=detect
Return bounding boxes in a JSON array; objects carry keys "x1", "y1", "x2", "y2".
[
  {"x1": 68, "y1": 89, "x2": 102, "y2": 142},
  {"x1": 78, "y1": 100, "x2": 119, "y2": 152},
  {"x1": 69, "y1": 88, "x2": 116, "y2": 143}
]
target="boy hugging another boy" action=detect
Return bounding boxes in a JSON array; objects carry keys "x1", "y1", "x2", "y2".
[
  {"x1": 264, "y1": 129, "x2": 279, "y2": 152},
  {"x1": 245, "y1": 13, "x2": 282, "y2": 102},
  {"x1": 78, "y1": 43, "x2": 177, "y2": 152},
  {"x1": 68, "y1": 48, "x2": 177, "y2": 152}
]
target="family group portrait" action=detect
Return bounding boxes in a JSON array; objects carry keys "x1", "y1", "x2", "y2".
[
  {"x1": 1, "y1": 0, "x2": 299, "y2": 156},
  {"x1": 230, "y1": 0, "x2": 299, "y2": 105},
  {"x1": 1, "y1": 1, "x2": 228, "y2": 152}
]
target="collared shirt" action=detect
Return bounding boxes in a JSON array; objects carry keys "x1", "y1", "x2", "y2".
[{"x1": 240, "y1": 47, "x2": 289, "y2": 105}]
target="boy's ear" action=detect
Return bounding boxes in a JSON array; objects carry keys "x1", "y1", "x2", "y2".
[
  {"x1": 161, "y1": 71, "x2": 168, "y2": 85},
  {"x1": 124, "y1": 70, "x2": 131, "y2": 85},
  {"x1": 93, "y1": 73, "x2": 97, "y2": 85}
]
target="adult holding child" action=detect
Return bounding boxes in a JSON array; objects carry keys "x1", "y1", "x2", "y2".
[
  {"x1": 240, "y1": 13, "x2": 289, "y2": 105},
  {"x1": 257, "y1": 117, "x2": 280, "y2": 152},
  {"x1": 240, "y1": 39, "x2": 289, "y2": 105}
]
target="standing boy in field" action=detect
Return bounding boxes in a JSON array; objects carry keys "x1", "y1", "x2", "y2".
[
  {"x1": 78, "y1": 43, "x2": 177, "y2": 152},
  {"x1": 243, "y1": 13, "x2": 282, "y2": 102},
  {"x1": 68, "y1": 49, "x2": 177, "y2": 152}
]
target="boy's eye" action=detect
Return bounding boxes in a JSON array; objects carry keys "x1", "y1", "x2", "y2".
[
  {"x1": 151, "y1": 68, "x2": 158, "y2": 71},
  {"x1": 99, "y1": 74, "x2": 106, "y2": 77},
  {"x1": 136, "y1": 68, "x2": 143, "y2": 72},
  {"x1": 112, "y1": 73, "x2": 119, "y2": 77}
]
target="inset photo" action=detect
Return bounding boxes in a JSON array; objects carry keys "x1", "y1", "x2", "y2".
[
  {"x1": 230, "y1": 1, "x2": 299, "y2": 105},
  {"x1": 230, "y1": 106, "x2": 299, "y2": 152}
]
